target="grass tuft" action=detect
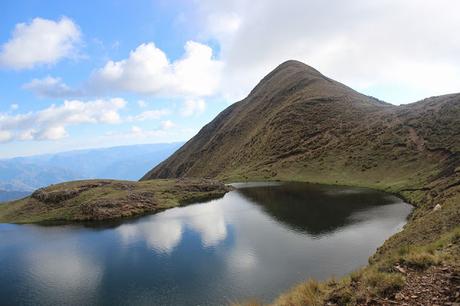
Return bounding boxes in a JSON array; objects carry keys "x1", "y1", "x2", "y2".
[
  {"x1": 363, "y1": 270, "x2": 405, "y2": 296},
  {"x1": 272, "y1": 279, "x2": 327, "y2": 306},
  {"x1": 401, "y1": 252, "x2": 440, "y2": 270}
]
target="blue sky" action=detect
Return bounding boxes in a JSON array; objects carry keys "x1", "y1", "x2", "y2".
[{"x1": 1, "y1": 0, "x2": 459, "y2": 158}]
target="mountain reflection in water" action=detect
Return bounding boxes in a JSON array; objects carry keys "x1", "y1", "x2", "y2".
[{"x1": 237, "y1": 182, "x2": 402, "y2": 236}]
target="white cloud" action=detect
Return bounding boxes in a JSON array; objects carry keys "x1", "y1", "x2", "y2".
[
  {"x1": 181, "y1": 99, "x2": 206, "y2": 117},
  {"x1": 127, "y1": 109, "x2": 170, "y2": 122},
  {"x1": 0, "y1": 17, "x2": 81, "y2": 69},
  {"x1": 91, "y1": 41, "x2": 223, "y2": 97},
  {"x1": 10, "y1": 104, "x2": 19, "y2": 110},
  {"x1": 23, "y1": 76, "x2": 81, "y2": 98},
  {"x1": 193, "y1": 0, "x2": 460, "y2": 104},
  {"x1": 0, "y1": 98, "x2": 126, "y2": 142},
  {"x1": 161, "y1": 120, "x2": 175, "y2": 130}
]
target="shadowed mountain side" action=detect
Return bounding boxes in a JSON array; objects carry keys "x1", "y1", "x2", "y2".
[{"x1": 237, "y1": 183, "x2": 400, "y2": 236}]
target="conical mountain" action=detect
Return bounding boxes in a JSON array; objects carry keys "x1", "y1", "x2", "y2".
[{"x1": 142, "y1": 60, "x2": 459, "y2": 195}]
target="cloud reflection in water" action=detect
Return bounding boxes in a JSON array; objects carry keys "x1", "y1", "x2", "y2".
[{"x1": 116, "y1": 199, "x2": 228, "y2": 253}]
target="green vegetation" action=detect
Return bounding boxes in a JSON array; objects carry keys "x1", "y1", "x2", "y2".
[{"x1": 0, "y1": 179, "x2": 230, "y2": 223}]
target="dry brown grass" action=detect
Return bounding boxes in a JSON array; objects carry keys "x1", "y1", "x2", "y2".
[{"x1": 271, "y1": 279, "x2": 327, "y2": 306}]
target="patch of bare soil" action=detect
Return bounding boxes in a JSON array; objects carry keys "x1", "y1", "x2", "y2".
[{"x1": 361, "y1": 265, "x2": 460, "y2": 306}]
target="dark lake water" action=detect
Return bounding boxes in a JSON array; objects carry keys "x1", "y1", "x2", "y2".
[{"x1": 0, "y1": 182, "x2": 411, "y2": 305}]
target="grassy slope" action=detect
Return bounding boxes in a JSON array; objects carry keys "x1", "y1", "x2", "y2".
[
  {"x1": 0, "y1": 179, "x2": 230, "y2": 223},
  {"x1": 143, "y1": 61, "x2": 460, "y2": 304}
]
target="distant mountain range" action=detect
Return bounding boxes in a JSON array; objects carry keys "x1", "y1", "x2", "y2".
[{"x1": 0, "y1": 142, "x2": 183, "y2": 201}]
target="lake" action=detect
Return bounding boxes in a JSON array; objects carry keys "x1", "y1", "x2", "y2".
[{"x1": 0, "y1": 182, "x2": 411, "y2": 305}]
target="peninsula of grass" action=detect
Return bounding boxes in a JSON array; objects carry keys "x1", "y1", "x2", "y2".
[{"x1": 0, "y1": 178, "x2": 231, "y2": 224}]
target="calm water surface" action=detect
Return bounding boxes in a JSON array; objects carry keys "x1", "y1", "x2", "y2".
[{"x1": 0, "y1": 182, "x2": 411, "y2": 305}]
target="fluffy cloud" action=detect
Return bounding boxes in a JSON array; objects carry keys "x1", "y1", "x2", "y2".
[
  {"x1": 91, "y1": 41, "x2": 223, "y2": 97},
  {"x1": 23, "y1": 76, "x2": 81, "y2": 98},
  {"x1": 0, "y1": 98, "x2": 126, "y2": 142},
  {"x1": 0, "y1": 17, "x2": 81, "y2": 70},
  {"x1": 193, "y1": 0, "x2": 460, "y2": 104},
  {"x1": 181, "y1": 99, "x2": 206, "y2": 117}
]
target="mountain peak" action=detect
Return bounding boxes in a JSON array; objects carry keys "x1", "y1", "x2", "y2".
[
  {"x1": 277, "y1": 59, "x2": 317, "y2": 70},
  {"x1": 244, "y1": 60, "x2": 338, "y2": 102},
  {"x1": 270, "y1": 60, "x2": 324, "y2": 78}
]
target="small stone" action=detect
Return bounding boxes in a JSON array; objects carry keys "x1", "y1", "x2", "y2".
[
  {"x1": 433, "y1": 204, "x2": 442, "y2": 211},
  {"x1": 395, "y1": 265, "x2": 407, "y2": 274},
  {"x1": 411, "y1": 295, "x2": 418, "y2": 299},
  {"x1": 395, "y1": 293, "x2": 404, "y2": 300}
]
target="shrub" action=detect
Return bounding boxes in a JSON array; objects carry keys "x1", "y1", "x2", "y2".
[
  {"x1": 363, "y1": 270, "x2": 405, "y2": 296},
  {"x1": 402, "y1": 252, "x2": 439, "y2": 270}
]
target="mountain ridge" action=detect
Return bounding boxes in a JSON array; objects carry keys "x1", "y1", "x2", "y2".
[{"x1": 142, "y1": 60, "x2": 459, "y2": 187}]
